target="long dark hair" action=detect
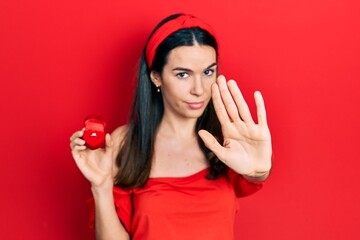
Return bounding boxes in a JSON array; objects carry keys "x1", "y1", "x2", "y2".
[{"x1": 115, "y1": 14, "x2": 226, "y2": 189}]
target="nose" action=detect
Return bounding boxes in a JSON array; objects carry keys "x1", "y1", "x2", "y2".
[{"x1": 190, "y1": 75, "x2": 204, "y2": 96}]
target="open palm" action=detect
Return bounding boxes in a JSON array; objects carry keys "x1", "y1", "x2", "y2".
[{"x1": 199, "y1": 75, "x2": 272, "y2": 178}]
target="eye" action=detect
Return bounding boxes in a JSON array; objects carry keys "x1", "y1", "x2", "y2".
[
  {"x1": 176, "y1": 72, "x2": 189, "y2": 79},
  {"x1": 204, "y1": 69, "x2": 214, "y2": 76}
]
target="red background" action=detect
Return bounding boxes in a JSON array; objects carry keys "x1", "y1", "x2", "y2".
[{"x1": 1, "y1": 0, "x2": 359, "y2": 239}]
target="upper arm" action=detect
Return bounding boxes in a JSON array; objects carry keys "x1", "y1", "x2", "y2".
[{"x1": 110, "y1": 124, "x2": 129, "y2": 175}]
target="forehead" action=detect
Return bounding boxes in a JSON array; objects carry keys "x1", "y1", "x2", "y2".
[{"x1": 165, "y1": 44, "x2": 216, "y2": 69}]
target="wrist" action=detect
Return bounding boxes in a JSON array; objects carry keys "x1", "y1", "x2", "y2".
[
  {"x1": 91, "y1": 176, "x2": 114, "y2": 196},
  {"x1": 242, "y1": 170, "x2": 270, "y2": 182}
]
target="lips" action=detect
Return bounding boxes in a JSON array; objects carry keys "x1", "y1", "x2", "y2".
[
  {"x1": 187, "y1": 101, "x2": 204, "y2": 110},
  {"x1": 83, "y1": 115, "x2": 106, "y2": 150}
]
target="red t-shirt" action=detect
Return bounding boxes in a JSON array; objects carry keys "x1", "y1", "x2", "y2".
[{"x1": 89, "y1": 168, "x2": 263, "y2": 240}]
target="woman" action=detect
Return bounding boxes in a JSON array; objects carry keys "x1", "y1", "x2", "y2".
[{"x1": 70, "y1": 13, "x2": 272, "y2": 240}]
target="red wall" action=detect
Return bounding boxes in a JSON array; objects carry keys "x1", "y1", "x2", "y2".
[{"x1": 1, "y1": 0, "x2": 359, "y2": 239}]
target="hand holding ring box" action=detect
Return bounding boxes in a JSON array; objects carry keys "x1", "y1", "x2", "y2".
[{"x1": 82, "y1": 115, "x2": 106, "y2": 150}]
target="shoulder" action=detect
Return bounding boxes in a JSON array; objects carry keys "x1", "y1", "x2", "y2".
[{"x1": 111, "y1": 124, "x2": 129, "y2": 154}]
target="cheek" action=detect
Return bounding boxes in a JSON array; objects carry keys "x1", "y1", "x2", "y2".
[
  {"x1": 162, "y1": 79, "x2": 188, "y2": 96},
  {"x1": 162, "y1": 86, "x2": 183, "y2": 104},
  {"x1": 204, "y1": 78, "x2": 216, "y2": 92}
]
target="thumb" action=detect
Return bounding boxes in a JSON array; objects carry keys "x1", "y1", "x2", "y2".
[
  {"x1": 105, "y1": 133, "x2": 113, "y2": 151},
  {"x1": 198, "y1": 130, "x2": 225, "y2": 160}
]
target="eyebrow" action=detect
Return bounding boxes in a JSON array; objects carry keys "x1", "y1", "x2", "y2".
[{"x1": 172, "y1": 63, "x2": 217, "y2": 72}]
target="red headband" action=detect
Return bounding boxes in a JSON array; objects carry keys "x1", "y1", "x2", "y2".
[{"x1": 145, "y1": 14, "x2": 216, "y2": 68}]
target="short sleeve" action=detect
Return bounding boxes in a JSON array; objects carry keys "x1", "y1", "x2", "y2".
[
  {"x1": 87, "y1": 186, "x2": 133, "y2": 232},
  {"x1": 227, "y1": 169, "x2": 264, "y2": 198}
]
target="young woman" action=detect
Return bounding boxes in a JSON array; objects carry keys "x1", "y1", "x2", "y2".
[{"x1": 70, "y1": 13, "x2": 272, "y2": 240}]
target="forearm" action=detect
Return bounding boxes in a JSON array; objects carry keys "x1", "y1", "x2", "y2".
[{"x1": 92, "y1": 187, "x2": 129, "y2": 240}]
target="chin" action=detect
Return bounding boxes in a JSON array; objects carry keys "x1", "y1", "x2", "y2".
[{"x1": 184, "y1": 109, "x2": 206, "y2": 119}]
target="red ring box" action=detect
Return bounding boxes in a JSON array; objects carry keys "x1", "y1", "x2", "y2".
[{"x1": 83, "y1": 115, "x2": 106, "y2": 150}]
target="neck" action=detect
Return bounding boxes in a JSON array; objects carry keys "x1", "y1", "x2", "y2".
[{"x1": 158, "y1": 114, "x2": 198, "y2": 140}]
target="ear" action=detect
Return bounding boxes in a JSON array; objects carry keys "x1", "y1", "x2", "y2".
[{"x1": 150, "y1": 70, "x2": 162, "y2": 87}]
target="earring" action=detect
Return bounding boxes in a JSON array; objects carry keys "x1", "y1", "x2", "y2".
[{"x1": 156, "y1": 85, "x2": 161, "y2": 92}]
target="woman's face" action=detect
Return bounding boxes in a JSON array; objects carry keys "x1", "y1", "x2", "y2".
[{"x1": 151, "y1": 43, "x2": 217, "y2": 120}]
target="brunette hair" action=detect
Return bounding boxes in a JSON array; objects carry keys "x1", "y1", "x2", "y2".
[{"x1": 115, "y1": 13, "x2": 226, "y2": 189}]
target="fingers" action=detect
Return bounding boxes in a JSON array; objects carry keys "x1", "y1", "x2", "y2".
[
  {"x1": 211, "y1": 83, "x2": 230, "y2": 124},
  {"x1": 69, "y1": 128, "x2": 84, "y2": 142},
  {"x1": 213, "y1": 75, "x2": 241, "y2": 123},
  {"x1": 70, "y1": 138, "x2": 86, "y2": 149},
  {"x1": 254, "y1": 91, "x2": 268, "y2": 126},
  {"x1": 227, "y1": 80, "x2": 254, "y2": 124},
  {"x1": 69, "y1": 129, "x2": 86, "y2": 150},
  {"x1": 71, "y1": 145, "x2": 86, "y2": 158},
  {"x1": 213, "y1": 75, "x2": 265, "y2": 126},
  {"x1": 73, "y1": 145, "x2": 87, "y2": 152}
]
